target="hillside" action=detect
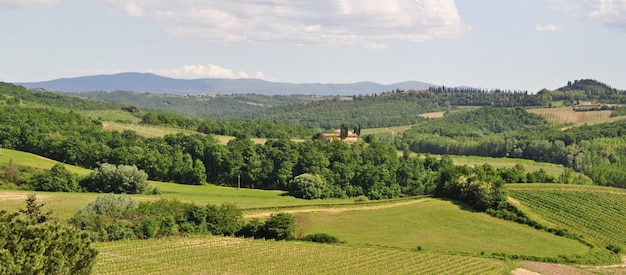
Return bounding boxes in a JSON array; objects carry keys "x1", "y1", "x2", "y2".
[
  {"x1": 17, "y1": 72, "x2": 435, "y2": 96},
  {"x1": 538, "y1": 79, "x2": 626, "y2": 103}
]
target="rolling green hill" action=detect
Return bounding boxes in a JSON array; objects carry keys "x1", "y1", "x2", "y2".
[{"x1": 0, "y1": 148, "x2": 91, "y2": 176}]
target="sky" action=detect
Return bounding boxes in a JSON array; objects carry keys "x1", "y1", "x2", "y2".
[{"x1": 1, "y1": 0, "x2": 625, "y2": 92}]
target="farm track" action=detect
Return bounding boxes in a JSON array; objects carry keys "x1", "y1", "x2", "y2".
[{"x1": 244, "y1": 198, "x2": 428, "y2": 218}]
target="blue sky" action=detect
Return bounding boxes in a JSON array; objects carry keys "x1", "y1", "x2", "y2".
[{"x1": 1, "y1": 0, "x2": 625, "y2": 92}]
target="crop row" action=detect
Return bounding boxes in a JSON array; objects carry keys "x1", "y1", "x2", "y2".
[
  {"x1": 93, "y1": 236, "x2": 505, "y2": 274},
  {"x1": 507, "y1": 184, "x2": 626, "y2": 246}
]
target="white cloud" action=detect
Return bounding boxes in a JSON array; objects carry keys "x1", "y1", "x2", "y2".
[
  {"x1": 535, "y1": 24, "x2": 564, "y2": 31},
  {"x1": 364, "y1": 41, "x2": 389, "y2": 49},
  {"x1": 545, "y1": 0, "x2": 626, "y2": 31},
  {"x1": 151, "y1": 64, "x2": 265, "y2": 79},
  {"x1": 0, "y1": 0, "x2": 57, "y2": 9},
  {"x1": 586, "y1": 0, "x2": 626, "y2": 30},
  {"x1": 97, "y1": 0, "x2": 470, "y2": 46}
]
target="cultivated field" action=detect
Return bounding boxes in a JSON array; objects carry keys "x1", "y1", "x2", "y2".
[
  {"x1": 527, "y1": 107, "x2": 612, "y2": 124},
  {"x1": 92, "y1": 236, "x2": 507, "y2": 275},
  {"x1": 102, "y1": 122, "x2": 203, "y2": 138},
  {"x1": 508, "y1": 184, "x2": 626, "y2": 248}
]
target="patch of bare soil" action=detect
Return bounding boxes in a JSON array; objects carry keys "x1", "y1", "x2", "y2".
[
  {"x1": 517, "y1": 261, "x2": 595, "y2": 275},
  {"x1": 0, "y1": 192, "x2": 48, "y2": 201},
  {"x1": 511, "y1": 268, "x2": 541, "y2": 275},
  {"x1": 580, "y1": 256, "x2": 626, "y2": 275},
  {"x1": 244, "y1": 199, "x2": 428, "y2": 219},
  {"x1": 0, "y1": 193, "x2": 28, "y2": 201}
]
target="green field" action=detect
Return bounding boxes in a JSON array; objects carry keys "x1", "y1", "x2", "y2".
[
  {"x1": 301, "y1": 198, "x2": 589, "y2": 258},
  {"x1": 449, "y1": 155, "x2": 571, "y2": 177},
  {"x1": 508, "y1": 184, "x2": 626, "y2": 248},
  {"x1": 101, "y1": 122, "x2": 300, "y2": 145},
  {"x1": 361, "y1": 124, "x2": 417, "y2": 135},
  {"x1": 0, "y1": 181, "x2": 361, "y2": 220},
  {"x1": 92, "y1": 236, "x2": 507, "y2": 275},
  {"x1": 0, "y1": 148, "x2": 91, "y2": 176},
  {"x1": 81, "y1": 110, "x2": 142, "y2": 123},
  {"x1": 102, "y1": 122, "x2": 203, "y2": 138}
]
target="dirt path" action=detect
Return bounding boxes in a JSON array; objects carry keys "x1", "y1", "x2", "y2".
[{"x1": 244, "y1": 198, "x2": 429, "y2": 219}]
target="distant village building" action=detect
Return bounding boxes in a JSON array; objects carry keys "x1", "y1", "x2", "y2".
[
  {"x1": 573, "y1": 100, "x2": 598, "y2": 106},
  {"x1": 322, "y1": 129, "x2": 359, "y2": 142}
]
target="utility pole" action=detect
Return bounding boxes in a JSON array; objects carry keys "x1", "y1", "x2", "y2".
[{"x1": 238, "y1": 175, "x2": 241, "y2": 189}]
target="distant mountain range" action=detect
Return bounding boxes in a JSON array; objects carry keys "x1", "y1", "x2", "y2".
[{"x1": 17, "y1": 73, "x2": 436, "y2": 96}]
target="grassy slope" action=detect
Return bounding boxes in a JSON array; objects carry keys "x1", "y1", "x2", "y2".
[
  {"x1": 102, "y1": 122, "x2": 203, "y2": 138},
  {"x1": 302, "y1": 198, "x2": 589, "y2": 258},
  {"x1": 0, "y1": 182, "x2": 357, "y2": 220},
  {"x1": 0, "y1": 148, "x2": 91, "y2": 176},
  {"x1": 80, "y1": 110, "x2": 141, "y2": 123}
]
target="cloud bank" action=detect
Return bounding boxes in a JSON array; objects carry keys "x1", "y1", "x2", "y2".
[
  {"x1": 151, "y1": 64, "x2": 265, "y2": 80},
  {"x1": 98, "y1": 0, "x2": 470, "y2": 47},
  {"x1": 546, "y1": 0, "x2": 626, "y2": 31},
  {"x1": 535, "y1": 24, "x2": 564, "y2": 32},
  {"x1": 0, "y1": 0, "x2": 57, "y2": 9}
]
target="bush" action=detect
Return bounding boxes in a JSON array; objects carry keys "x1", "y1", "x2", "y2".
[
  {"x1": 301, "y1": 233, "x2": 340, "y2": 243},
  {"x1": 237, "y1": 218, "x2": 264, "y2": 239},
  {"x1": 354, "y1": 195, "x2": 369, "y2": 202},
  {"x1": 288, "y1": 173, "x2": 328, "y2": 199},
  {"x1": 76, "y1": 194, "x2": 137, "y2": 216},
  {"x1": 0, "y1": 195, "x2": 98, "y2": 274},
  {"x1": 606, "y1": 244, "x2": 623, "y2": 254},
  {"x1": 32, "y1": 163, "x2": 82, "y2": 192},
  {"x1": 262, "y1": 213, "x2": 296, "y2": 240},
  {"x1": 71, "y1": 198, "x2": 244, "y2": 241},
  {"x1": 82, "y1": 163, "x2": 148, "y2": 194}
]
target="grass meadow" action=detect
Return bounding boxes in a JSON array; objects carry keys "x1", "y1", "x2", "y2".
[
  {"x1": 301, "y1": 198, "x2": 589, "y2": 257},
  {"x1": 102, "y1": 122, "x2": 203, "y2": 138},
  {"x1": 448, "y1": 155, "x2": 570, "y2": 177},
  {"x1": 81, "y1": 110, "x2": 142, "y2": 123},
  {"x1": 0, "y1": 148, "x2": 91, "y2": 176}
]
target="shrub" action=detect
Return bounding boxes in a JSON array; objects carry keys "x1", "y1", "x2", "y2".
[
  {"x1": 76, "y1": 194, "x2": 137, "y2": 216},
  {"x1": 301, "y1": 233, "x2": 340, "y2": 243},
  {"x1": 82, "y1": 163, "x2": 148, "y2": 194},
  {"x1": 606, "y1": 244, "x2": 623, "y2": 254},
  {"x1": 237, "y1": 218, "x2": 264, "y2": 239},
  {"x1": 288, "y1": 173, "x2": 328, "y2": 199},
  {"x1": 354, "y1": 195, "x2": 369, "y2": 202},
  {"x1": 0, "y1": 195, "x2": 98, "y2": 275},
  {"x1": 32, "y1": 163, "x2": 81, "y2": 192},
  {"x1": 262, "y1": 213, "x2": 296, "y2": 240}
]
